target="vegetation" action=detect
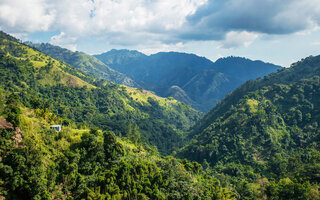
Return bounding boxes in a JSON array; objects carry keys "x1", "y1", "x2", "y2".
[
  {"x1": 0, "y1": 31, "x2": 237, "y2": 200},
  {"x1": 178, "y1": 55, "x2": 320, "y2": 199},
  {"x1": 27, "y1": 42, "x2": 138, "y2": 87},
  {"x1": 94, "y1": 50, "x2": 281, "y2": 111},
  {"x1": 1, "y1": 30, "x2": 320, "y2": 199},
  {"x1": 0, "y1": 91, "x2": 235, "y2": 199},
  {"x1": 0, "y1": 31, "x2": 200, "y2": 155}
]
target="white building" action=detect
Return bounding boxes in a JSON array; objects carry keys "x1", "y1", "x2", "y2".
[{"x1": 50, "y1": 125, "x2": 62, "y2": 132}]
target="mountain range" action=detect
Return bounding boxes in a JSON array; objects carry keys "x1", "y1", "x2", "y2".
[
  {"x1": 27, "y1": 43, "x2": 282, "y2": 112},
  {"x1": 1, "y1": 32, "x2": 200, "y2": 155},
  {"x1": 94, "y1": 50, "x2": 282, "y2": 111},
  {"x1": 1, "y1": 30, "x2": 320, "y2": 199},
  {"x1": 25, "y1": 42, "x2": 139, "y2": 87}
]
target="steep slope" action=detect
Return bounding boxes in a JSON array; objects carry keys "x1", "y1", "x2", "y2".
[
  {"x1": 0, "y1": 31, "x2": 200, "y2": 155},
  {"x1": 95, "y1": 50, "x2": 282, "y2": 111},
  {"x1": 177, "y1": 55, "x2": 320, "y2": 198},
  {"x1": 1, "y1": 34, "x2": 94, "y2": 89},
  {"x1": 0, "y1": 91, "x2": 235, "y2": 199},
  {"x1": 157, "y1": 85, "x2": 196, "y2": 107},
  {"x1": 192, "y1": 56, "x2": 320, "y2": 135},
  {"x1": 27, "y1": 43, "x2": 138, "y2": 87},
  {"x1": 181, "y1": 70, "x2": 242, "y2": 110}
]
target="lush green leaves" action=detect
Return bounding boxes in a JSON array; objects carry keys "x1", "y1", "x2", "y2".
[
  {"x1": 178, "y1": 56, "x2": 320, "y2": 198},
  {"x1": 0, "y1": 31, "x2": 201, "y2": 155}
]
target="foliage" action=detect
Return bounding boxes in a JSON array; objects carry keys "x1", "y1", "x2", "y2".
[
  {"x1": 0, "y1": 94, "x2": 235, "y2": 200},
  {"x1": 177, "y1": 55, "x2": 320, "y2": 198},
  {"x1": 26, "y1": 42, "x2": 138, "y2": 87},
  {"x1": 0, "y1": 30, "x2": 229, "y2": 198},
  {"x1": 0, "y1": 31, "x2": 201, "y2": 155},
  {"x1": 2, "y1": 30, "x2": 319, "y2": 200}
]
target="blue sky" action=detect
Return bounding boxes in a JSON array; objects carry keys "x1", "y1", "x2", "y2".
[{"x1": 1, "y1": 0, "x2": 320, "y2": 67}]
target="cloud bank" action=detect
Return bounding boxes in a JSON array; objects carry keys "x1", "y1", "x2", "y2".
[{"x1": 1, "y1": 0, "x2": 320, "y2": 49}]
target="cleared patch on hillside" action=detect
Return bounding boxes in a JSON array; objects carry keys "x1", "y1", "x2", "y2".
[{"x1": 247, "y1": 99, "x2": 259, "y2": 113}]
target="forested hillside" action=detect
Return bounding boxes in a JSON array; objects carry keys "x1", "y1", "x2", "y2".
[
  {"x1": 1, "y1": 30, "x2": 320, "y2": 199},
  {"x1": 94, "y1": 50, "x2": 282, "y2": 111},
  {"x1": 0, "y1": 30, "x2": 238, "y2": 200},
  {"x1": 0, "y1": 90, "x2": 236, "y2": 199},
  {"x1": 27, "y1": 43, "x2": 138, "y2": 87},
  {"x1": 0, "y1": 31, "x2": 200, "y2": 155},
  {"x1": 177, "y1": 55, "x2": 320, "y2": 199}
]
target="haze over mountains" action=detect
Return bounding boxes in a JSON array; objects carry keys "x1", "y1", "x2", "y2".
[
  {"x1": 0, "y1": 31, "x2": 234, "y2": 199},
  {"x1": 95, "y1": 50, "x2": 282, "y2": 111},
  {"x1": 25, "y1": 42, "x2": 282, "y2": 112},
  {"x1": 2, "y1": 0, "x2": 320, "y2": 198},
  {"x1": 1, "y1": 30, "x2": 320, "y2": 199}
]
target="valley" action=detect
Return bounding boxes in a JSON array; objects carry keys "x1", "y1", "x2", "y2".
[{"x1": 0, "y1": 30, "x2": 320, "y2": 199}]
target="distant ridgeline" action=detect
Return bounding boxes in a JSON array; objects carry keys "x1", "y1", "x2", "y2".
[
  {"x1": 94, "y1": 50, "x2": 282, "y2": 111},
  {"x1": 177, "y1": 55, "x2": 320, "y2": 199},
  {"x1": 26, "y1": 42, "x2": 139, "y2": 87},
  {"x1": 0, "y1": 31, "x2": 201, "y2": 155},
  {"x1": 1, "y1": 30, "x2": 320, "y2": 199},
  {"x1": 0, "y1": 30, "x2": 237, "y2": 199}
]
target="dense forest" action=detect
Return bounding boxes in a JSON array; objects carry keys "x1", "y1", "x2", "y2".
[
  {"x1": 0, "y1": 31, "x2": 201, "y2": 155},
  {"x1": 0, "y1": 31, "x2": 236, "y2": 199},
  {"x1": 0, "y1": 92, "x2": 236, "y2": 199},
  {"x1": 178, "y1": 56, "x2": 320, "y2": 199},
  {"x1": 1, "y1": 30, "x2": 320, "y2": 199}
]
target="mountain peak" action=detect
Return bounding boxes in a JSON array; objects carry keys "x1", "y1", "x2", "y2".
[
  {"x1": 215, "y1": 56, "x2": 281, "y2": 67},
  {"x1": 26, "y1": 42, "x2": 139, "y2": 87},
  {"x1": 215, "y1": 56, "x2": 250, "y2": 62},
  {"x1": 94, "y1": 49, "x2": 281, "y2": 111},
  {"x1": 101, "y1": 49, "x2": 146, "y2": 57}
]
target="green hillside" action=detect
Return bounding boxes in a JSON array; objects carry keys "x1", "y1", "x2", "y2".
[
  {"x1": 2, "y1": 30, "x2": 320, "y2": 199},
  {"x1": 0, "y1": 90, "x2": 235, "y2": 199},
  {"x1": 0, "y1": 31, "x2": 235, "y2": 200},
  {"x1": 177, "y1": 56, "x2": 320, "y2": 199},
  {"x1": 1, "y1": 35, "x2": 94, "y2": 90},
  {"x1": 27, "y1": 42, "x2": 138, "y2": 87},
  {"x1": 0, "y1": 31, "x2": 200, "y2": 155},
  {"x1": 192, "y1": 56, "x2": 320, "y2": 136}
]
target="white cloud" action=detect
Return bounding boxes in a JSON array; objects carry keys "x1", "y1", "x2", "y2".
[
  {"x1": 139, "y1": 42, "x2": 185, "y2": 55},
  {"x1": 2, "y1": 0, "x2": 320, "y2": 51},
  {"x1": 50, "y1": 32, "x2": 77, "y2": 51},
  {"x1": 0, "y1": 0, "x2": 55, "y2": 33},
  {"x1": 218, "y1": 31, "x2": 260, "y2": 49},
  {"x1": 85, "y1": 0, "x2": 207, "y2": 45},
  {"x1": 51, "y1": 0, "x2": 95, "y2": 36},
  {"x1": 90, "y1": 0, "x2": 206, "y2": 33},
  {"x1": 0, "y1": 0, "x2": 206, "y2": 47},
  {"x1": 311, "y1": 41, "x2": 320, "y2": 46}
]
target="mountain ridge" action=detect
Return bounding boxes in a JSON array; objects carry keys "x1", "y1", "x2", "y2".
[
  {"x1": 25, "y1": 42, "x2": 140, "y2": 87},
  {"x1": 1, "y1": 30, "x2": 319, "y2": 199},
  {"x1": 176, "y1": 54, "x2": 320, "y2": 198},
  {"x1": 94, "y1": 49, "x2": 282, "y2": 111},
  {"x1": 0, "y1": 31, "x2": 200, "y2": 155}
]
